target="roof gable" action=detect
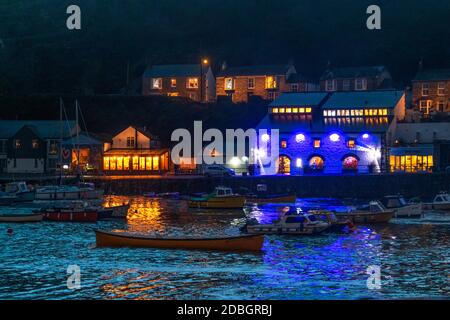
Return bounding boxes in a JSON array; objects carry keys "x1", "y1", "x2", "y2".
[
  {"x1": 413, "y1": 69, "x2": 450, "y2": 81},
  {"x1": 321, "y1": 66, "x2": 388, "y2": 80},
  {"x1": 0, "y1": 121, "x2": 77, "y2": 139},
  {"x1": 143, "y1": 64, "x2": 207, "y2": 78},
  {"x1": 322, "y1": 90, "x2": 404, "y2": 109}
]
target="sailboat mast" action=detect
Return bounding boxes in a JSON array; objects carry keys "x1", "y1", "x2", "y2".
[
  {"x1": 76, "y1": 100, "x2": 80, "y2": 172},
  {"x1": 59, "y1": 98, "x2": 63, "y2": 185}
]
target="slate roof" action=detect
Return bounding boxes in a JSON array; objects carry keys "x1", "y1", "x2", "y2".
[
  {"x1": 218, "y1": 65, "x2": 293, "y2": 77},
  {"x1": 412, "y1": 69, "x2": 450, "y2": 81},
  {"x1": 322, "y1": 90, "x2": 404, "y2": 109},
  {"x1": 269, "y1": 92, "x2": 329, "y2": 107},
  {"x1": 62, "y1": 133, "x2": 103, "y2": 146},
  {"x1": 143, "y1": 64, "x2": 207, "y2": 78},
  {"x1": 321, "y1": 66, "x2": 388, "y2": 80},
  {"x1": 0, "y1": 121, "x2": 77, "y2": 139}
]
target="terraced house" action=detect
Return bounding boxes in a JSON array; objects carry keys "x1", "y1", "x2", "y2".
[
  {"x1": 320, "y1": 66, "x2": 392, "y2": 92},
  {"x1": 142, "y1": 63, "x2": 216, "y2": 102},
  {"x1": 411, "y1": 68, "x2": 450, "y2": 116},
  {"x1": 216, "y1": 64, "x2": 317, "y2": 103}
]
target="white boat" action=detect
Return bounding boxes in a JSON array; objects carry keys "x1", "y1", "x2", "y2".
[
  {"x1": 245, "y1": 209, "x2": 329, "y2": 235},
  {"x1": 35, "y1": 183, "x2": 103, "y2": 201},
  {"x1": 381, "y1": 195, "x2": 422, "y2": 218},
  {"x1": 4, "y1": 182, "x2": 35, "y2": 202},
  {"x1": 422, "y1": 193, "x2": 450, "y2": 211},
  {"x1": 0, "y1": 192, "x2": 17, "y2": 206}
]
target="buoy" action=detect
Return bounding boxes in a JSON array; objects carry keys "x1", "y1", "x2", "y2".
[{"x1": 7, "y1": 227, "x2": 13, "y2": 235}]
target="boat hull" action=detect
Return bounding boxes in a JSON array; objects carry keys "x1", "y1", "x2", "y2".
[
  {"x1": 43, "y1": 211, "x2": 98, "y2": 222},
  {"x1": 95, "y1": 230, "x2": 264, "y2": 252},
  {"x1": 393, "y1": 204, "x2": 423, "y2": 218},
  {"x1": 0, "y1": 213, "x2": 43, "y2": 223},
  {"x1": 422, "y1": 203, "x2": 450, "y2": 211},
  {"x1": 336, "y1": 210, "x2": 394, "y2": 223},
  {"x1": 247, "y1": 224, "x2": 327, "y2": 235},
  {"x1": 245, "y1": 194, "x2": 296, "y2": 204},
  {"x1": 98, "y1": 204, "x2": 130, "y2": 220},
  {"x1": 188, "y1": 196, "x2": 246, "y2": 209}
]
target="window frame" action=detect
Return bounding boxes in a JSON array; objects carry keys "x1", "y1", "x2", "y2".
[
  {"x1": 421, "y1": 83, "x2": 429, "y2": 96},
  {"x1": 247, "y1": 77, "x2": 255, "y2": 90},
  {"x1": 186, "y1": 77, "x2": 199, "y2": 89},
  {"x1": 151, "y1": 78, "x2": 162, "y2": 90}
]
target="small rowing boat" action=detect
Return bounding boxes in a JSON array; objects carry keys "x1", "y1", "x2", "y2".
[
  {"x1": 97, "y1": 203, "x2": 130, "y2": 220},
  {"x1": 188, "y1": 186, "x2": 245, "y2": 209},
  {"x1": 0, "y1": 213, "x2": 43, "y2": 223},
  {"x1": 95, "y1": 230, "x2": 264, "y2": 252}
]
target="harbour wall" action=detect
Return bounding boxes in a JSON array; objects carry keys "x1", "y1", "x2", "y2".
[{"x1": 88, "y1": 173, "x2": 450, "y2": 199}]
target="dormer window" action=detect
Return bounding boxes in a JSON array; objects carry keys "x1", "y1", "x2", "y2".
[
  {"x1": 187, "y1": 78, "x2": 199, "y2": 89},
  {"x1": 265, "y1": 76, "x2": 277, "y2": 89},
  {"x1": 325, "y1": 79, "x2": 336, "y2": 91},
  {"x1": 152, "y1": 78, "x2": 162, "y2": 89},
  {"x1": 126, "y1": 137, "x2": 135, "y2": 148},
  {"x1": 224, "y1": 78, "x2": 234, "y2": 90},
  {"x1": 355, "y1": 78, "x2": 367, "y2": 91}
]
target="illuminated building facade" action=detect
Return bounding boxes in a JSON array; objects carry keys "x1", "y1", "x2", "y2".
[
  {"x1": 102, "y1": 126, "x2": 170, "y2": 175},
  {"x1": 255, "y1": 90, "x2": 406, "y2": 175}
]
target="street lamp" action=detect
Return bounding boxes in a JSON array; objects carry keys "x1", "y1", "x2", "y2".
[{"x1": 200, "y1": 58, "x2": 209, "y2": 102}]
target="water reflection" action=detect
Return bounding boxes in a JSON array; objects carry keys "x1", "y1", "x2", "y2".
[{"x1": 0, "y1": 195, "x2": 448, "y2": 299}]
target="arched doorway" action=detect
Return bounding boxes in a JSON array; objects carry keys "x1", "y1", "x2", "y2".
[
  {"x1": 342, "y1": 155, "x2": 359, "y2": 172},
  {"x1": 308, "y1": 156, "x2": 324, "y2": 173},
  {"x1": 277, "y1": 155, "x2": 291, "y2": 175}
]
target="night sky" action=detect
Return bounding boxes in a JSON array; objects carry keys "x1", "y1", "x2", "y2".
[{"x1": 0, "y1": 0, "x2": 449, "y2": 94}]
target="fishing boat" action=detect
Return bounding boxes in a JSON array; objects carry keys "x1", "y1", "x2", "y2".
[
  {"x1": 308, "y1": 209, "x2": 356, "y2": 233},
  {"x1": 97, "y1": 203, "x2": 130, "y2": 220},
  {"x1": 95, "y1": 230, "x2": 264, "y2": 252},
  {"x1": 35, "y1": 183, "x2": 103, "y2": 201},
  {"x1": 244, "y1": 209, "x2": 329, "y2": 235},
  {"x1": 422, "y1": 193, "x2": 450, "y2": 211},
  {"x1": 0, "y1": 192, "x2": 17, "y2": 206},
  {"x1": 381, "y1": 195, "x2": 422, "y2": 218},
  {"x1": 4, "y1": 182, "x2": 35, "y2": 202},
  {"x1": 36, "y1": 202, "x2": 98, "y2": 222},
  {"x1": 0, "y1": 213, "x2": 43, "y2": 223},
  {"x1": 188, "y1": 186, "x2": 245, "y2": 209},
  {"x1": 336, "y1": 201, "x2": 394, "y2": 223}
]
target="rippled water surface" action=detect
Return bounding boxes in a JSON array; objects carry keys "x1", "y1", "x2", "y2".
[{"x1": 0, "y1": 196, "x2": 449, "y2": 300}]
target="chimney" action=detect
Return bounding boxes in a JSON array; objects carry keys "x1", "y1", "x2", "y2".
[{"x1": 221, "y1": 61, "x2": 227, "y2": 71}]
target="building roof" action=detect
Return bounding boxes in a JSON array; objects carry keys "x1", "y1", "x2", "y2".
[
  {"x1": 0, "y1": 121, "x2": 77, "y2": 139},
  {"x1": 143, "y1": 64, "x2": 207, "y2": 78},
  {"x1": 269, "y1": 92, "x2": 329, "y2": 107},
  {"x1": 256, "y1": 114, "x2": 391, "y2": 134},
  {"x1": 412, "y1": 68, "x2": 450, "y2": 81},
  {"x1": 322, "y1": 90, "x2": 404, "y2": 109},
  {"x1": 218, "y1": 65, "x2": 293, "y2": 77},
  {"x1": 62, "y1": 133, "x2": 103, "y2": 146},
  {"x1": 321, "y1": 65, "x2": 388, "y2": 80},
  {"x1": 104, "y1": 149, "x2": 169, "y2": 156}
]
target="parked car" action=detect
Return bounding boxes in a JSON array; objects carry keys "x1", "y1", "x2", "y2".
[{"x1": 202, "y1": 165, "x2": 235, "y2": 177}]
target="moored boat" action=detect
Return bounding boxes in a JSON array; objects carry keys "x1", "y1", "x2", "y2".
[
  {"x1": 143, "y1": 192, "x2": 180, "y2": 199},
  {"x1": 422, "y1": 193, "x2": 450, "y2": 211},
  {"x1": 188, "y1": 186, "x2": 245, "y2": 209},
  {"x1": 4, "y1": 182, "x2": 35, "y2": 202},
  {"x1": 36, "y1": 203, "x2": 98, "y2": 222},
  {"x1": 308, "y1": 209, "x2": 356, "y2": 233},
  {"x1": 98, "y1": 203, "x2": 130, "y2": 220},
  {"x1": 0, "y1": 192, "x2": 17, "y2": 206},
  {"x1": 0, "y1": 213, "x2": 43, "y2": 223},
  {"x1": 381, "y1": 195, "x2": 422, "y2": 218},
  {"x1": 35, "y1": 182, "x2": 103, "y2": 201},
  {"x1": 245, "y1": 209, "x2": 329, "y2": 235},
  {"x1": 337, "y1": 201, "x2": 394, "y2": 223},
  {"x1": 95, "y1": 230, "x2": 264, "y2": 252},
  {"x1": 245, "y1": 193, "x2": 296, "y2": 204}
]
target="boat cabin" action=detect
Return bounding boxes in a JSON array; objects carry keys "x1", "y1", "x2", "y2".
[
  {"x1": 382, "y1": 195, "x2": 408, "y2": 208},
  {"x1": 5, "y1": 181, "x2": 30, "y2": 194},
  {"x1": 213, "y1": 186, "x2": 234, "y2": 197},
  {"x1": 356, "y1": 201, "x2": 387, "y2": 213},
  {"x1": 433, "y1": 193, "x2": 450, "y2": 203}
]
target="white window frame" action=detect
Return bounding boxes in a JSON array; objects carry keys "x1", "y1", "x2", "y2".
[
  {"x1": 355, "y1": 78, "x2": 367, "y2": 91},
  {"x1": 325, "y1": 79, "x2": 336, "y2": 92},
  {"x1": 291, "y1": 83, "x2": 299, "y2": 92},
  {"x1": 152, "y1": 78, "x2": 162, "y2": 90},
  {"x1": 421, "y1": 83, "x2": 429, "y2": 96},
  {"x1": 248, "y1": 77, "x2": 255, "y2": 90},
  {"x1": 437, "y1": 82, "x2": 445, "y2": 96},
  {"x1": 419, "y1": 100, "x2": 432, "y2": 114},
  {"x1": 224, "y1": 78, "x2": 234, "y2": 91}
]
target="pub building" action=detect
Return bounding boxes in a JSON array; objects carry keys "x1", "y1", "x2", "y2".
[
  {"x1": 255, "y1": 90, "x2": 406, "y2": 175},
  {"x1": 102, "y1": 126, "x2": 170, "y2": 175}
]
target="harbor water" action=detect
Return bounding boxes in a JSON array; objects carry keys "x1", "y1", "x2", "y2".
[{"x1": 0, "y1": 196, "x2": 449, "y2": 300}]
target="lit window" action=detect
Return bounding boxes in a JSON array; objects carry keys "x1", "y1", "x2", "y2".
[
  {"x1": 314, "y1": 139, "x2": 321, "y2": 148},
  {"x1": 117, "y1": 157, "x2": 123, "y2": 170},
  {"x1": 32, "y1": 139, "x2": 39, "y2": 149},
  {"x1": 110, "y1": 157, "x2": 116, "y2": 170},
  {"x1": 305, "y1": 107, "x2": 312, "y2": 113},
  {"x1": 309, "y1": 156, "x2": 324, "y2": 170},
  {"x1": 420, "y1": 100, "x2": 432, "y2": 114},
  {"x1": 171, "y1": 79, "x2": 177, "y2": 88},
  {"x1": 438, "y1": 82, "x2": 445, "y2": 96},
  {"x1": 286, "y1": 108, "x2": 292, "y2": 113},
  {"x1": 248, "y1": 78, "x2": 255, "y2": 89},
  {"x1": 126, "y1": 137, "x2": 135, "y2": 148},
  {"x1": 224, "y1": 78, "x2": 234, "y2": 90},
  {"x1": 373, "y1": 109, "x2": 378, "y2": 116},
  {"x1": 14, "y1": 139, "x2": 21, "y2": 149},
  {"x1": 364, "y1": 109, "x2": 369, "y2": 116},
  {"x1": 132, "y1": 156, "x2": 139, "y2": 170},
  {"x1": 152, "y1": 78, "x2": 162, "y2": 89},
  {"x1": 103, "y1": 157, "x2": 110, "y2": 170},
  {"x1": 323, "y1": 110, "x2": 327, "y2": 117},
  {"x1": 280, "y1": 140, "x2": 287, "y2": 148},
  {"x1": 279, "y1": 108, "x2": 285, "y2": 113},
  {"x1": 292, "y1": 108, "x2": 298, "y2": 113},
  {"x1": 265, "y1": 76, "x2": 277, "y2": 89},
  {"x1": 187, "y1": 78, "x2": 199, "y2": 89},
  {"x1": 139, "y1": 157, "x2": 146, "y2": 170},
  {"x1": 272, "y1": 108, "x2": 279, "y2": 113},
  {"x1": 153, "y1": 156, "x2": 159, "y2": 170},
  {"x1": 347, "y1": 139, "x2": 355, "y2": 148},
  {"x1": 146, "y1": 157, "x2": 152, "y2": 170},
  {"x1": 124, "y1": 157, "x2": 130, "y2": 170},
  {"x1": 343, "y1": 156, "x2": 358, "y2": 170},
  {"x1": 299, "y1": 107, "x2": 305, "y2": 113},
  {"x1": 422, "y1": 83, "x2": 429, "y2": 96}
]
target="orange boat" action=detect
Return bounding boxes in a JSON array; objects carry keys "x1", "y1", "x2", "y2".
[{"x1": 95, "y1": 230, "x2": 264, "y2": 252}]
